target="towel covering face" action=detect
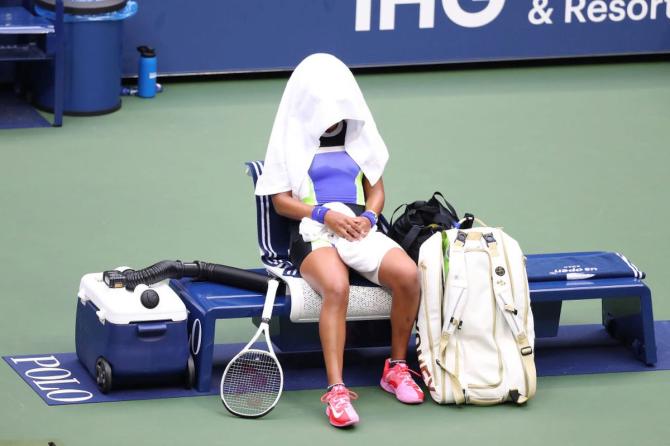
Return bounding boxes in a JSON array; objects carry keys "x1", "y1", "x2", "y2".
[{"x1": 255, "y1": 53, "x2": 389, "y2": 197}]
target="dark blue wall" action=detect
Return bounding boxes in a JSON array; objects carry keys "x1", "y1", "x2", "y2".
[{"x1": 120, "y1": 0, "x2": 670, "y2": 76}]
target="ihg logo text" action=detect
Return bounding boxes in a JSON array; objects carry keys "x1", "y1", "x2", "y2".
[{"x1": 355, "y1": 0, "x2": 506, "y2": 30}]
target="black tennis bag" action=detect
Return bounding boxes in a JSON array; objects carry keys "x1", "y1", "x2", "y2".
[{"x1": 387, "y1": 192, "x2": 473, "y2": 262}]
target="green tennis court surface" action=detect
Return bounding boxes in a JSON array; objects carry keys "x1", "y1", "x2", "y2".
[{"x1": 1, "y1": 61, "x2": 669, "y2": 445}]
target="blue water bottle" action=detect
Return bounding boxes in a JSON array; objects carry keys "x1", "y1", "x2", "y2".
[{"x1": 137, "y1": 46, "x2": 157, "y2": 98}]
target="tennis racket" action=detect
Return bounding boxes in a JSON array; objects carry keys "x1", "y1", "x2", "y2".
[{"x1": 220, "y1": 279, "x2": 283, "y2": 418}]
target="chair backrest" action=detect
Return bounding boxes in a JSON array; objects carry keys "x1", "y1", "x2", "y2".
[{"x1": 245, "y1": 161, "x2": 300, "y2": 276}]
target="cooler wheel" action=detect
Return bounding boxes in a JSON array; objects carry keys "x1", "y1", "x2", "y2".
[{"x1": 96, "y1": 357, "x2": 113, "y2": 394}]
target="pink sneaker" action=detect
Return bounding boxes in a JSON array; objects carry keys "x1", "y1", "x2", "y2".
[
  {"x1": 380, "y1": 359, "x2": 424, "y2": 404},
  {"x1": 320, "y1": 385, "x2": 360, "y2": 428}
]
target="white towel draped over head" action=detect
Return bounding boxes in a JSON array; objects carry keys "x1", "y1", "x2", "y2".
[{"x1": 254, "y1": 53, "x2": 389, "y2": 197}]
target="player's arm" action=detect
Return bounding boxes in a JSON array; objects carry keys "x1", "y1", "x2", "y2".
[
  {"x1": 271, "y1": 192, "x2": 313, "y2": 221},
  {"x1": 354, "y1": 176, "x2": 385, "y2": 235},
  {"x1": 363, "y1": 176, "x2": 384, "y2": 216}
]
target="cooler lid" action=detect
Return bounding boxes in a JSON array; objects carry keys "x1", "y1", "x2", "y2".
[
  {"x1": 78, "y1": 272, "x2": 187, "y2": 325},
  {"x1": 35, "y1": 0, "x2": 128, "y2": 15}
]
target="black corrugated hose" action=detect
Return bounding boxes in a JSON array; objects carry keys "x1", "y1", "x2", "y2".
[{"x1": 118, "y1": 260, "x2": 272, "y2": 293}]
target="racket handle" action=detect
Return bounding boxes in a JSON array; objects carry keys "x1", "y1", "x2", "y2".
[{"x1": 261, "y1": 279, "x2": 280, "y2": 322}]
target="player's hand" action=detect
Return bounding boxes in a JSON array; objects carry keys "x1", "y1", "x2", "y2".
[
  {"x1": 324, "y1": 211, "x2": 364, "y2": 241},
  {"x1": 352, "y1": 216, "x2": 372, "y2": 238}
]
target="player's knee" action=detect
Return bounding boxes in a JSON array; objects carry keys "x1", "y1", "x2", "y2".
[
  {"x1": 321, "y1": 278, "x2": 350, "y2": 305},
  {"x1": 390, "y1": 265, "x2": 420, "y2": 297}
]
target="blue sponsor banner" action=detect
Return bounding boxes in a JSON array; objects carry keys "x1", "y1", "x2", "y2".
[{"x1": 121, "y1": 0, "x2": 670, "y2": 76}]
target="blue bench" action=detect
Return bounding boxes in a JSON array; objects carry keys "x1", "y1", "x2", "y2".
[
  {"x1": 170, "y1": 254, "x2": 656, "y2": 392},
  {"x1": 530, "y1": 276, "x2": 655, "y2": 364}
]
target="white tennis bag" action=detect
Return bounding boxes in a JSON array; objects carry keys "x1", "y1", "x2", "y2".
[{"x1": 416, "y1": 224, "x2": 536, "y2": 405}]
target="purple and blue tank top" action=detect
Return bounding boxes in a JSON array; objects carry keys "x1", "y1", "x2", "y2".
[{"x1": 301, "y1": 120, "x2": 365, "y2": 206}]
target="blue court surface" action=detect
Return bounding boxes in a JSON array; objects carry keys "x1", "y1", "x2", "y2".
[{"x1": 5, "y1": 321, "x2": 670, "y2": 406}]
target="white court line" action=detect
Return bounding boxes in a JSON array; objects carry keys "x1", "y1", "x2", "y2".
[{"x1": 206, "y1": 294, "x2": 265, "y2": 300}]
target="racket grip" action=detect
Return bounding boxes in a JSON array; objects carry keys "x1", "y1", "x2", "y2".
[{"x1": 261, "y1": 279, "x2": 280, "y2": 321}]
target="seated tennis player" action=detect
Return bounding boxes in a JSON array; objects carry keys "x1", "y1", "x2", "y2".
[{"x1": 255, "y1": 53, "x2": 423, "y2": 428}]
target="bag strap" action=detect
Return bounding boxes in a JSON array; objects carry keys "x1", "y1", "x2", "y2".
[
  {"x1": 434, "y1": 232, "x2": 469, "y2": 405},
  {"x1": 431, "y1": 192, "x2": 458, "y2": 216},
  {"x1": 390, "y1": 200, "x2": 428, "y2": 226},
  {"x1": 482, "y1": 231, "x2": 537, "y2": 404},
  {"x1": 389, "y1": 202, "x2": 407, "y2": 228},
  {"x1": 400, "y1": 225, "x2": 423, "y2": 251}
]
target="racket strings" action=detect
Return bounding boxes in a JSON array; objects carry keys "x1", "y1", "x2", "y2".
[{"x1": 221, "y1": 350, "x2": 282, "y2": 417}]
